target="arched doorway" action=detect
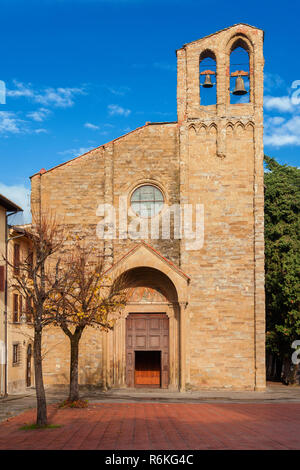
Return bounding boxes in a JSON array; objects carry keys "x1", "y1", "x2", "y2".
[
  {"x1": 102, "y1": 243, "x2": 190, "y2": 391},
  {"x1": 125, "y1": 268, "x2": 178, "y2": 389},
  {"x1": 103, "y1": 266, "x2": 181, "y2": 390},
  {"x1": 26, "y1": 344, "x2": 32, "y2": 387}
]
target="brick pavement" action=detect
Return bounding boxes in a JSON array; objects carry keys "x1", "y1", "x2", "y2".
[{"x1": 0, "y1": 403, "x2": 299, "y2": 450}]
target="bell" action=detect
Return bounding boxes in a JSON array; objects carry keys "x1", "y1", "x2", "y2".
[
  {"x1": 202, "y1": 74, "x2": 213, "y2": 88},
  {"x1": 232, "y1": 75, "x2": 247, "y2": 95}
]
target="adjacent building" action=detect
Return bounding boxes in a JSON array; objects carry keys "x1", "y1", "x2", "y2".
[{"x1": 0, "y1": 194, "x2": 25, "y2": 395}]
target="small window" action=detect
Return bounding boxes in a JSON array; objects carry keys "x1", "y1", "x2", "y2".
[
  {"x1": 131, "y1": 185, "x2": 164, "y2": 218},
  {"x1": 26, "y1": 297, "x2": 33, "y2": 323},
  {"x1": 13, "y1": 243, "x2": 20, "y2": 276},
  {"x1": 0, "y1": 265, "x2": 4, "y2": 292},
  {"x1": 13, "y1": 294, "x2": 19, "y2": 323},
  {"x1": 13, "y1": 343, "x2": 20, "y2": 365},
  {"x1": 27, "y1": 250, "x2": 34, "y2": 271}
]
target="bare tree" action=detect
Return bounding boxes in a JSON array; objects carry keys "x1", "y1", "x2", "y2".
[
  {"x1": 47, "y1": 240, "x2": 128, "y2": 403},
  {"x1": 6, "y1": 212, "x2": 67, "y2": 426}
]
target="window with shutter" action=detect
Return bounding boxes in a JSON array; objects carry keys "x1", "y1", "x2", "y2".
[
  {"x1": 0, "y1": 265, "x2": 5, "y2": 292},
  {"x1": 13, "y1": 294, "x2": 19, "y2": 323},
  {"x1": 26, "y1": 297, "x2": 33, "y2": 323},
  {"x1": 28, "y1": 250, "x2": 33, "y2": 269},
  {"x1": 13, "y1": 243, "x2": 20, "y2": 276},
  {"x1": 13, "y1": 343, "x2": 20, "y2": 365},
  {"x1": 19, "y1": 295, "x2": 23, "y2": 321}
]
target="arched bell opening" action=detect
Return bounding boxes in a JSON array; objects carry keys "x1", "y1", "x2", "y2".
[
  {"x1": 199, "y1": 49, "x2": 217, "y2": 106},
  {"x1": 230, "y1": 39, "x2": 250, "y2": 104},
  {"x1": 105, "y1": 267, "x2": 181, "y2": 390}
]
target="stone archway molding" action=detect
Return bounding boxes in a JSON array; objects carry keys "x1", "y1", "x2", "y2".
[
  {"x1": 105, "y1": 241, "x2": 190, "y2": 305},
  {"x1": 102, "y1": 242, "x2": 190, "y2": 391}
]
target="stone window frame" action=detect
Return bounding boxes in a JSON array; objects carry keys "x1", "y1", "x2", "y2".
[
  {"x1": 13, "y1": 242, "x2": 20, "y2": 276},
  {"x1": 12, "y1": 292, "x2": 24, "y2": 324},
  {"x1": 12, "y1": 342, "x2": 21, "y2": 366},
  {"x1": 128, "y1": 180, "x2": 168, "y2": 220},
  {"x1": 12, "y1": 293, "x2": 19, "y2": 323}
]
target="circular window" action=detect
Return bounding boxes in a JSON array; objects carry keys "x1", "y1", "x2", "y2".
[{"x1": 131, "y1": 185, "x2": 164, "y2": 217}]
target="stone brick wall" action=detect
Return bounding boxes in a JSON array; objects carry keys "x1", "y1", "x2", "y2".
[
  {"x1": 112, "y1": 123, "x2": 180, "y2": 264},
  {"x1": 0, "y1": 207, "x2": 6, "y2": 395},
  {"x1": 27, "y1": 23, "x2": 265, "y2": 391},
  {"x1": 177, "y1": 24, "x2": 265, "y2": 390}
]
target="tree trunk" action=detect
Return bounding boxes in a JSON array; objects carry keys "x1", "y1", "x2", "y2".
[
  {"x1": 69, "y1": 336, "x2": 80, "y2": 402},
  {"x1": 33, "y1": 328, "x2": 47, "y2": 426},
  {"x1": 281, "y1": 356, "x2": 299, "y2": 385}
]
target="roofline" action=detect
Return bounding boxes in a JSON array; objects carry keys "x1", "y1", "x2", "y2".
[
  {"x1": 10, "y1": 226, "x2": 26, "y2": 235},
  {"x1": 0, "y1": 193, "x2": 23, "y2": 213},
  {"x1": 30, "y1": 121, "x2": 178, "y2": 179},
  {"x1": 176, "y1": 23, "x2": 264, "y2": 52},
  {"x1": 104, "y1": 241, "x2": 191, "y2": 281}
]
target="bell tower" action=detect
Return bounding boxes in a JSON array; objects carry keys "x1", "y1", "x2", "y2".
[
  {"x1": 177, "y1": 24, "x2": 266, "y2": 391},
  {"x1": 177, "y1": 23, "x2": 264, "y2": 158}
]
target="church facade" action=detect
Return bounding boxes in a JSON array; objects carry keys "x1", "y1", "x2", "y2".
[{"x1": 27, "y1": 23, "x2": 265, "y2": 392}]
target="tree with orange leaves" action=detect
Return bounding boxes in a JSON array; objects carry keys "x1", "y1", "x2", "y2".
[
  {"x1": 7, "y1": 212, "x2": 68, "y2": 426},
  {"x1": 47, "y1": 240, "x2": 128, "y2": 403}
]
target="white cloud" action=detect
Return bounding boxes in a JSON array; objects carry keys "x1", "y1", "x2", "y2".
[
  {"x1": 0, "y1": 111, "x2": 24, "y2": 135},
  {"x1": 108, "y1": 104, "x2": 131, "y2": 117},
  {"x1": 58, "y1": 146, "x2": 95, "y2": 157},
  {"x1": 84, "y1": 122, "x2": 100, "y2": 130},
  {"x1": 35, "y1": 87, "x2": 85, "y2": 108},
  {"x1": 6, "y1": 80, "x2": 34, "y2": 99},
  {"x1": 264, "y1": 72, "x2": 285, "y2": 93},
  {"x1": 107, "y1": 86, "x2": 130, "y2": 96},
  {"x1": 263, "y1": 74, "x2": 300, "y2": 147},
  {"x1": 265, "y1": 116, "x2": 285, "y2": 126},
  {"x1": 264, "y1": 133, "x2": 300, "y2": 146},
  {"x1": 0, "y1": 111, "x2": 49, "y2": 136},
  {"x1": 7, "y1": 81, "x2": 85, "y2": 108},
  {"x1": 27, "y1": 107, "x2": 51, "y2": 122},
  {"x1": 0, "y1": 183, "x2": 31, "y2": 224},
  {"x1": 153, "y1": 62, "x2": 176, "y2": 72},
  {"x1": 264, "y1": 115, "x2": 300, "y2": 147},
  {"x1": 264, "y1": 95, "x2": 295, "y2": 113}
]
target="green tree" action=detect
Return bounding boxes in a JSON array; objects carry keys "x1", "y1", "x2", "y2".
[{"x1": 264, "y1": 155, "x2": 300, "y2": 384}]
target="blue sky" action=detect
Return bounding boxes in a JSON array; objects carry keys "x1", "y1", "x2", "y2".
[{"x1": 0, "y1": 0, "x2": 300, "y2": 223}]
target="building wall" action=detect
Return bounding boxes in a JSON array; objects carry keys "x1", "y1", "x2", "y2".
[
  {"x1": 0, "y1": 207, "x2": 6, "y2": 395},
  {"x1": 30, "y1": 123, "x2": 180, "y2": 389},
  {"x1": 0, "y1": 210, "x2": 34, "y2": 395},
  {"x1": 39, "y1": 325, "x2": 104, "y2": 388},
  {"x1": 28, "y1": 24, "x2": 265, "y2": 391},
  {"x1": 7, "y1": 236, "x2": 34, "y2": 394}
]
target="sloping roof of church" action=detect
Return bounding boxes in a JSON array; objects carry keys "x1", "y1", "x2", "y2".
[
  {"x1": 105, "y1": 241, "x2": 190, "y2": 281},
  {"x1": 177, "y1": 23, "x2": 264, "y2": 51},
  {"x1": 30, "y1": 121, "x2": 177, "y2": 179}
]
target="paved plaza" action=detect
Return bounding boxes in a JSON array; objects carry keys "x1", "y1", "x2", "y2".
[
  {"x1": 0, "y1": 384, "x2": 299, "y2": 450},
  {"x1": 0, "y1": 402, "x2": 299, "y2": 450}
]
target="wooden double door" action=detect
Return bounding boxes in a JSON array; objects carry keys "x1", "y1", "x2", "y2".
[{"x1": 126, "y1": 313, "x2": 169, "y2": 388}]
